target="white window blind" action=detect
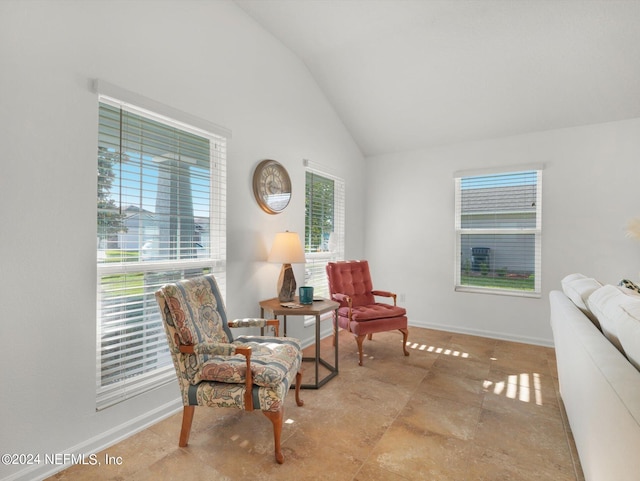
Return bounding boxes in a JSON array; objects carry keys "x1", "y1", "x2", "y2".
[
  {"x1": 454, "y1": 168, "x2": 542, "y2": 297},
  {"x1": 304, "y1": 165, "x2": 345, "y2": 300},
  {"x1": 96, "y1": 94, "x2": 227, "y2": 409}
]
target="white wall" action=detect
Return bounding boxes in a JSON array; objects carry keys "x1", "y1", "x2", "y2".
[
  {"x1": 4, "y1": 2, "x2": 640, "y2": 479},
  {"x1": 0, "y1": 2, "x2": 365, "y2": 480},
  {"x1": 365, "y1": 119, "x2": 640, "y2": 345}
]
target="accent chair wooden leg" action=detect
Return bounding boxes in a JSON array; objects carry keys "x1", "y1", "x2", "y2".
[
  {"x1": 295, "y1": 371, "x2": 304, "y2": 406},
  {"x1": 263, "y1": 408, "x2": 285, "y2": 464},
  {"x1": 179, "y1": 405, "x2": 195, "y2": 447},
  {"x1": 400, "y1": 328, "x2": 410, "y2": 357},
  {"x1": 355, "y1": 334, "x2": 366, "y2": 366}
]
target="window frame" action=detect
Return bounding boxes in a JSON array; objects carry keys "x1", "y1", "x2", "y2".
[
  {"x1": 454, "y1": 166, "x2": 542, "y2": 298},
  {"x1": 303, "y1": 161, "x2": 345, "y2": 320},
  {"x1": 94, "y1": 81, "x2": 228, "y2": 409}
]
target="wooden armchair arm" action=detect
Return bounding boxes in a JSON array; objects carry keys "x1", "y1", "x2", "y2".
[
  {"x1": 178, "y1": 342, "x2": 236, "y2": 356},
  {"x1": 331, "y1": 293, "x2": 353, "y2": 324},
  {"x1": 372, "y1": 290, "x2": 397, "y2": 305},
  {"x1": 266, "y1": 319, "x2": 279, "y2": 337},
  {"x1": 178, "y1": 344, "x2": 195, "y2": 354},
  {"x1": 331, "y1": 292, "x2": 352, "y2": 306},
  {"x1": 178, "y1": 343, "x2": 255, "y2": 411},
  {"x1": 234, "y1": 346, "x2": 254, "y2": 411},
  {"x1": 228, "y1": 318, "x2": 280, "y2": 336}
]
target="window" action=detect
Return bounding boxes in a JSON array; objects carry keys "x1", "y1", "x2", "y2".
[
  {"x1": 454, "y1": 167, "x2": 542, "y2": 297},
  {"x1": 96, "y1": 85, "x2": 227, "y2": 409},
  {"x1": 304, "y1": 163, "x2": 345, "y2": 299}
]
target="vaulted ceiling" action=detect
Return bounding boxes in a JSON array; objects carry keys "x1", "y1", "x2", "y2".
[{"x1": 235, "y1": 0, "x2": 640, "y2": 157}]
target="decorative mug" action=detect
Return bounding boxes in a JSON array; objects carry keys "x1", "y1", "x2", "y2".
[{"x1": 299, "y1": 286, "x2": 314, "y2": 305}]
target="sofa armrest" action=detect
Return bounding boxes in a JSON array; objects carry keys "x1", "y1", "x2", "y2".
[{"x1": 550, "y1": 290, "x2": 640, "y2": 481}]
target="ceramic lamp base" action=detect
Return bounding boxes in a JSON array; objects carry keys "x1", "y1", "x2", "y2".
[{"x1": 277, "y1": 263, "x2": 297, "y2": 302}]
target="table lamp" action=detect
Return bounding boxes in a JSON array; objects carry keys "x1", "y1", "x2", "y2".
[{"x1": 268, "y1": 231, "x2": 306, "y2": 302}]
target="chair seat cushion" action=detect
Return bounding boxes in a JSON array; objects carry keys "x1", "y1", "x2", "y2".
[
  {"x1": 339, "y1": 303, "x2": 407, "y2": 322},
  {"x1": 198, "y1": 336, "x2": 302, "y2": 388}
]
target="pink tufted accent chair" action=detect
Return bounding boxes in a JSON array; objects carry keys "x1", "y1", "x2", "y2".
[{"x1": 326, "y1": 260, "x2": 409, "y2": 366}]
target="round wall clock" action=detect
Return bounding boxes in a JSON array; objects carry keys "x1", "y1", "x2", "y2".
[{"x1": 252, "y1": 159, "x2": 292, "y2": 214}]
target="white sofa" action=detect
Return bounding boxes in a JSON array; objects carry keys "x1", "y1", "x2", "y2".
[{"x1": 550, "y1": 274, "x2": 640, "y2": 481}]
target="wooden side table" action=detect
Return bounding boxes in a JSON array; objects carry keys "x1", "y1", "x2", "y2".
[{"x1": 259, "y1": 297, "x2": 339, "y2": 389}]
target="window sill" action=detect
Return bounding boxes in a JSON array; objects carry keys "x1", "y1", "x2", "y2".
[{"x1": 455, "y1": 285, "x2": 541, "y2": 299}]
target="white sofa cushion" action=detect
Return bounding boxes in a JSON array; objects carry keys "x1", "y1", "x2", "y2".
[
  {"x1": 561, "y1": 272, "x2": 587, "y2": 286},
  {"x1": 561, "y1": 273, "x2": 602, "y2": 327},
  {"x1": 587, "y1": 285, "x2": 628, "y2": 353},
  {"x1": 616, "y1": 290, "x2": 640, "y2": 371}
]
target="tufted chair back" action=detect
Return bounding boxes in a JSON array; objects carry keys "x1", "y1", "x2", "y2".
[{"x1": 326, "y1": 260, "x2": 375, "y2": 308}]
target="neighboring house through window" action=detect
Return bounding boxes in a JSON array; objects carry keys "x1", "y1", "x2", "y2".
[
  {"x1": 454, "y1": 166, "x2": 542, "y2": 297},
  {"x1": 95, "y1": 81, "x2": 227, "y2": 409},
  {"x1": 304, "y1": 161, "x2": 345, "y2": 300}
]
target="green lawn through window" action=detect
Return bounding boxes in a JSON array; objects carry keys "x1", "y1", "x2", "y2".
[{"x1": 461, "y1": 274, "x2": 534, "y2": 291}]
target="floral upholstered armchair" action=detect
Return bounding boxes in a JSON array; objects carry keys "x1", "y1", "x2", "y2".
[
  {"x1": 326, "y1": 260, "x2": 409, "y2": 366},
  {"x1": 155, "y1": 275, "x2": 303, "y2": 464}
]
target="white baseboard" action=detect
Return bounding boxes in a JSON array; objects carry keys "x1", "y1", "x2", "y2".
[
  {"x1": 408, "y1": 319, "x2": 554, "y2": 348},
  {"x1": 300, "y1": 318, "x2": 554, "y2": 348},
  {"x1": 3, "y1": 398, "x2": 182, "y2": 481}
]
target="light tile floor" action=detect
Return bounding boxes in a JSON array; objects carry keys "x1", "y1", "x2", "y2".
[{"x1": 49, "y1": 327, "x2": 584, "y2": 481}]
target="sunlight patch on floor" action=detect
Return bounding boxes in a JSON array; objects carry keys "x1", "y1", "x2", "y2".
[
  {"x1": 483, "y1": 372, "x2": 543, "y2": 405},
  {"x1": 406, "y1": 342, "x2": 469, "y2": 358}
]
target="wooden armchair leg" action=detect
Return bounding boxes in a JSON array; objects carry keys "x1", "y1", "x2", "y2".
[
  {"x1": 400, "y1": 328, "x2": 410, "y2": 357},
  {"x1": 179, "y1": 405, "x2": 195, "y2": 447},
  {"x1": 263, "y1": 408, "x2": 285, "y2": 464},
  {"x1": 355, "y1": 334, "x2": 366, "y2": 366},
  {"x1": 295, "y1": 371, "x2": 304, "y2": 407}
]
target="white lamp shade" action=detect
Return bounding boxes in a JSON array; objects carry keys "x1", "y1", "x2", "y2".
[{"x1": 268, "y1": 231, "x2": 306, "y2": 264}]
